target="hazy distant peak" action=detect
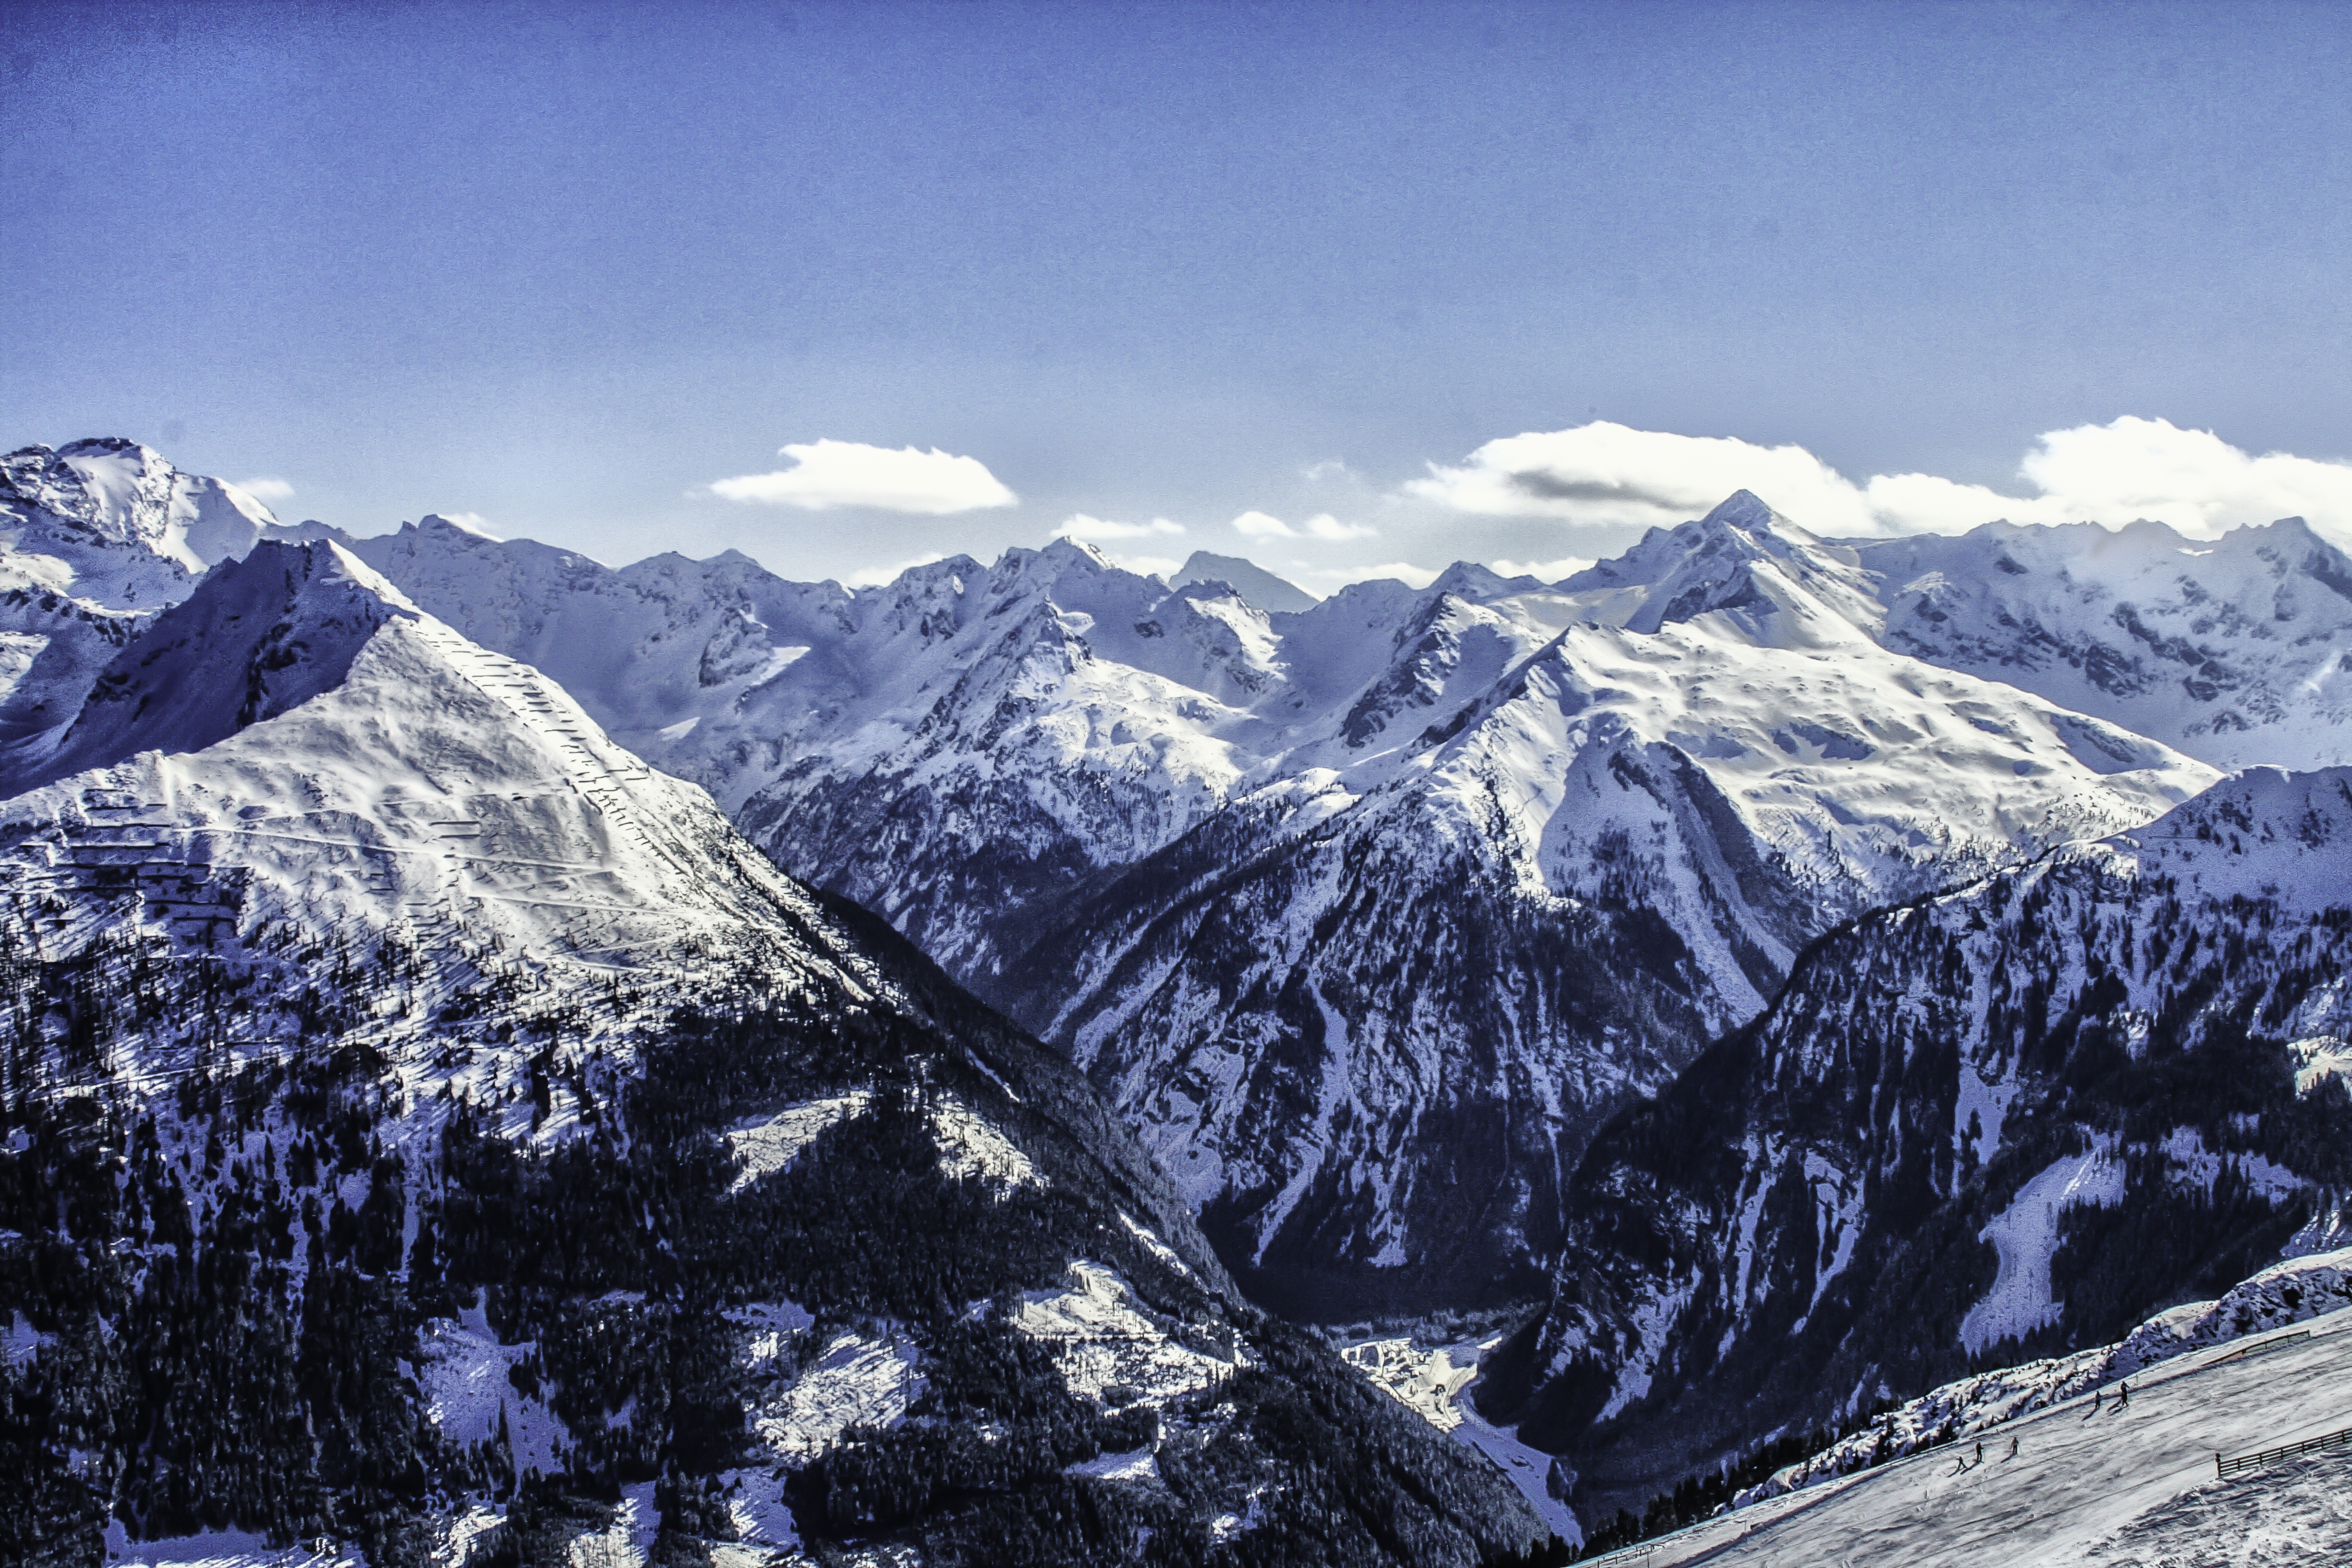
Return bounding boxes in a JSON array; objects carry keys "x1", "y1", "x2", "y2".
[
  {"x1": 1168, "y1": 549, "x2": 1317, "y2": 613},
  {"x1": 1424, "y1": 560, "x2": 1543, "y2": 602}
]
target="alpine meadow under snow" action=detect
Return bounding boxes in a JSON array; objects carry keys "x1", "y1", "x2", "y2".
[{"x1": 5, "y1": 435, "x2": 2351, "y2": 1566}]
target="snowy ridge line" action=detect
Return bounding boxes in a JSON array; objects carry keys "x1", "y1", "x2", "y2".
[{"x1": 2216, "y1": 1420, "x2": 2352, "y2": 1479}]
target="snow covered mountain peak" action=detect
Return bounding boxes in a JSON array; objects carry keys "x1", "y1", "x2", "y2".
[
  {"x1": 1558, "y1": 489, "x2": 1887, "y2": 649},
  {"x1": 1425, "y1": 560, "x2": 1547, "y2": 603},
  {"x1": 10, "y1": 540, "x2": 421, "y2": 795},
  {"x1": 1859, "y1": 509, "x2": 2352, "y2": 769},
  {"x1": 417, "y1": 509, "x2": 501, "y2": 540},
  {"x1": 2, "y1": 552, "x2": 889, "y2": 1046},
  {"x1": 1168, "y1": 549, "x2": 1318, "y2": 612},
  {"x1": 1, "y1": 436, "x2": 284, "y2": 576},
  {"x1": 1697, "y1": 486, "x2": 1780, "y2": 534}
]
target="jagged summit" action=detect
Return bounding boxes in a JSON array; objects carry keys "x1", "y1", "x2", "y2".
[
  {"x1": 1, "y1": 551, "x2": 859, "y2": 993},
  {"x1": 1559, "y1": 489, "x2": 1886, "y2": 646},
  {"x1": 1425, "y1": 560, "x2": 1545, "y2": 602},
  {"x1": 1697, "y1": 486, "x2": 1782, "y2": 534},
  {"x1": 1, "y1": 437, "x2": 286, "y2": 573},
  {"x1": 1859, "y1": 509, "x2": 2352, "y2": 769}
]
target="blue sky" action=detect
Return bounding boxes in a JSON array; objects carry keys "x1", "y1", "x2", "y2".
[{"x1": 6, "y1": 0, "x2": 2350, "y2": 587}]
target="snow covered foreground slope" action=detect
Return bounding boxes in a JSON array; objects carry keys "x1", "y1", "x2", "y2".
[
  {"x1": 1731, "y1": 1240, "x2": 2352, "y2": 1508},
  {"x1": 1613, "y1": 1275, "x2": 2352, "y2": 1567},
  {"x1": 1479, "y1": 763, "x2": 2352, "y2": 1527},
  {"x1": 0, "y1": 543, "x2": 1556, "y2": 1567}
]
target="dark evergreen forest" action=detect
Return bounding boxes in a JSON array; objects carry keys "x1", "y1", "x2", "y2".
[{"x1": 0, "y1": 897, "x2": 1561, "y2": 1568}]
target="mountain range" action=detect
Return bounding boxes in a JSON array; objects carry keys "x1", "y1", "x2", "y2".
[
  {"x1": 0, "y1": 527, "x2": 1559, "y2": 1566},
  {"x1": 5, "y1": 434, "x2": 2349, "y2": 1561}
]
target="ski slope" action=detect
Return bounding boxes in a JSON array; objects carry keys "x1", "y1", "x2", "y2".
[{"x1": 1598, "y1": 1305, "x2": 2352, "y2": 1567}]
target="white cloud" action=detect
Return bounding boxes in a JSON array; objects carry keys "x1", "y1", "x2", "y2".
[
  {"x1": 1864, "y1": 417, "x2": 2352, "y2": 540},
  {"x1": 1491, "y1": 555, "x2": 1596, "y2": 582},
  {"x1": 1407, "y1": 422, "x2": 1872, "y2": 532},
  {"x1": 710, "y1": 439, "x2": 1018, "y2": 514},
  {"x1": 1407, "y1": 416, "x2": 2352, "y2": 542},
  {"x1": 1056, "y1": 514, "x2": 1185, "y2": 541},
  {"x1": 234, "y1": 475, "x2": 295, "y2": 503},
  {"x1": 1232, "y1": 509, "x2": 1376, "y2": 541},
  {"x1": 1299, "y1": 560, "x2": 1439, "y2": 589}
]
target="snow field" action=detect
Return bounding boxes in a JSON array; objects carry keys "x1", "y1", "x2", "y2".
[
  {"x1": 1961, "y1": 1137, "x2": 2128, "y2": 1353},
  {"x1": 1011, "y1": 1261, "x2": 1243, "y2": 1405},
  {"x1": 412, "y1": 1301, "x2": 574, "y2": 1477},
  {"x1": 1619, "y1": 1302, "x2": 2352, "y2": 1567},
  {"x1": 558, "y1": 1481, "x2": 659, "y2": 1568},
  {"x1": 725, "y1": 1094, "x2": 873, "y2": 1192},
  {"x1": 1065, "y1": 1445, "x2": 1162, "y2": 1484},
  {"x1": 928, "y1": 1091, "x2": 1040, "y2": 1190},
  {"x1": 722, "y1": 1090, "x2": 1039, "y2": 1195},
  {"x1": 745, "y1": 1327, "x2": 925, "y2": 1463},
  {"x1": 99, "y1": 1523, "x2": 365, "y2": 1568}
]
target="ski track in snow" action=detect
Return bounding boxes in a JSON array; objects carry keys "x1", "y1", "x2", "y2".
[{"x1": 1603, "y1": 1302, "x2": 2352, "y2": 1567}]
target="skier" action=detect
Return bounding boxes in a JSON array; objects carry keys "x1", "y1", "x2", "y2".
[
  {"x1": 2116, "y1": 1381, "x2": 2129, "y2": 1410},
  {"x1": 1975, "y1": 1441, "x2": 1984, "y2": 1466},
  {"x1": 2007, "y1": 1434, "x2": 2019, "y2": 1461},
  {"x1": 2086, "y1": 1387, "x2": 2103, "y2": 1419}
]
